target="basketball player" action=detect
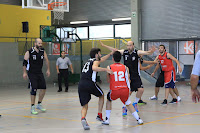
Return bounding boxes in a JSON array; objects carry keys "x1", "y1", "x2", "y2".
[
  {"x1": 102, "y1": 51, "x2": 143, "y2": 125},
  {"x1": 78, "y1": 48, "x2": 113, "y2": 130},
  {"x1": 150, "y1": 62, "x2": 181, "y2": 101},
  {"x1": 100, "y1": 40, "x2": 155, "y2": 113},
  {"x1": 190, "y1": 50, "x2": 200, "y2": 103},
  {"x1": 23, "y1": 38, "x2": 50, "y2": 115},
  {"x1": 154, "y1": 45, "x2": 182, "y2": 105}
]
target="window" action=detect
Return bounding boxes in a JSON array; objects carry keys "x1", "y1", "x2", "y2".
[
  {"x1": 89, "y1": 25, "x2": 113, "y2": 38},
  {"x1": 115, "y1": 24, "x2": 131, "y2": 38},
  {"x1": 76, "y1": 27, "x2": 88, "y2": 39}
]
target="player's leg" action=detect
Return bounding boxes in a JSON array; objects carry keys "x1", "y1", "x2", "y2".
[
  {"x1": 28, "y1": 73, "x2": 38, "y2": 115},
  {"x1": 173, "y1": 88, "x2": 181, "y2": 101},
  {"x1": 63, "y1": 69, "x2": 69, "y2": 92},
  {"x1": 92, "y1": 82, "x2": 104, "y2": 121},
  {"x1": 102, "y1": 98, "x2": 112, "y2": 125},
  {"x1": 78, "y1": 81, "x2": 91, "y2": 130},
  {"x1": 57, "y1": 70, "x2": 62, "y2": 92},
  {"x1": 169, "y1": 88, "x2": 178, "y2": 104},
  {"x1": 36, "y1": 74, "x2": 47, "y2": 112}
]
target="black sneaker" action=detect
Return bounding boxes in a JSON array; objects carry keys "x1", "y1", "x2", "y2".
[
  {"x1": 96, "y1": 115, "x2": 103, "y2": 121},
  {"x1": 169, "y1": 98, "x2": 177, "y2": 104},
  {"x1": 57, "y1": 89, "x2": 62, "y2": 92},
  {"x1": 138, "y1": 100, "x2": 147, "y2": 105},
  {"x1": 161, "y1": 99, "x2": 167, "y2": 105},
  {"x1": 0, "y1": 115, "x2": 1, "y2": 117},
  {"x1": 65, "y1": 89, "x2": 68, "y2": 92}
]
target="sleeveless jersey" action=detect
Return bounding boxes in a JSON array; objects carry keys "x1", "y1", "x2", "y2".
[
  {"x1": 81, "y1": 58, "x2": 97, "y2": 82},
  {"x1": 158, "y1": 52, "x2": 174, "y2": 72},
  {"x1": 109, "y1": 63, "x2": 130, "y2": 90},
  {"x1": 123, "y1": 49, "x2": 140, "y2": 77},
  {"x1": 27, "y1": 47, "x2": 44, "y2": 74}
]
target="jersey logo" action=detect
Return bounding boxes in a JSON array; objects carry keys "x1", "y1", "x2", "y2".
[
  {"x1": 41, "y1": 55, "x2": 44, "y2": 59},
  {"x1": 33, "y1": 55, "x2": 36, "y2": 60},
  {"x1": 132, "y1": 56, "x2": 135, "y2": 61},
  {"x1": 161, "y1": 60, "x2": 164, "y2": 64},
  {"x1": 125, "y1": 55, "x2": 128, "y2": 60}
]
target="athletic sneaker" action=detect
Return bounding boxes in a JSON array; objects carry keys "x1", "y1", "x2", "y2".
[
  {"x1": 161, "y1": 99, "x2": 167, "y2": 106},
  {"x1": 137, "y1": 119, "x2": 143, "y2": 125},
  {"x1": 96, "y1": 115, "x2": 103, "y2": 121},
  {"x1": 149, "y1": 95, "x2": 158, "y2": 100},
  {"x1": 169, "y1": 98, "x2": 177, "y2": 104},
  {"x1": 81, "y1": 118, "x2": 90, "y2": 130},
  {"x1": 31, "y1": 105, "x2": 38, "y2": 115},
  {"x1": 102, "y1": 117, "x2": 109, "y2": 125},
  {"x1": 0, "y1": 114, "x2": 1, "y2": 117},
  {"x1": 132, "y1": 103, "x2": 139, "y2": 112},
  {"x1": 36, "y1": 103, "x2": 46, "y2": 112},
  {"x1": 122, "y1": 106, "x2": 127, "y2": 116},
  {"x1": 177, "y1": 96, "x2": 181, "y2": 102},
  {"x1": 138, "y1": 100, "x2": 147, "y2": 105}
]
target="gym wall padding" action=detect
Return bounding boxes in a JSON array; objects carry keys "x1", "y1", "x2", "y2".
[{"x1": 0, "y1": 4, "x2": 51, "y2": 42}]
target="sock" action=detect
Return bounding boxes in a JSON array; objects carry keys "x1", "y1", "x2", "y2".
[
  {"x1": 106, "y1": 110, "x2": 111, "y2": 120},
  {"x1": 81, "y1": 117, "x2": 85, "y2": 120},
  {"x1": 134, "y1": 97, "x2": 140, "y2": 103},
  {"x1": 31, "y1": 104, "x2": 34, "y2": 107},
  {"x1": 123, "y1": 104, "x2": 126, "y2": 108},
  {"x1": 132, "y1": 111, "x2": 140, "y2": 120},
  {"x1": 98, "y1": 113, "x2": 102, "y2": 119},
  {"x1": 38, "y1": 101, "x2": 41, "y2": 104},
  {"x1": 177, "y1": 96, "x2": 180, "y2": 99}
]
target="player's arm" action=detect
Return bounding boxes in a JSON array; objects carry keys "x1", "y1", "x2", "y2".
[
  {"x1": 100, "y1": 51, "x2": 113, "y2": 63},
  {"x1": 167, "y1": 53, "x2": 182, "y2": 73},
  {"x1": 44, "y1": 51, "x2": 50, "y2": 77},
  {"x1": 106, "y1": 66, "x2": 111, "y2": 83},
  {"x1": 140, "y1": 62, "x2": 154, "y2": 71},
  {"x1": 143, "y1": 59, "x2": 158, "y2": 64},
  {"x1": 137, "y1": 45, "x2": 156, "y2": 56},
  {"x1": 92, "y1": 61, "x2": 113, "y2": 74},
  {"x1": 126, "y1": 66, "x2": 131, "y2": 84},
  {"x1": 23, "y1": 51, "x2": 29, "y2": 80},
  {"x1": 99, "y1": 40, "x2": 124, "y2": 55},
  {"x1": 151, "y1": 56, "x2": 159, "y2": 77}
]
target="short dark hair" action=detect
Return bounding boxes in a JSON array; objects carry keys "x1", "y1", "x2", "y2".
[
  {"x1": 61, "y1": 51, "x2": 65, "y2": 53},
  {"x1": 90, "y1": 48, "x2": 101, "y2": 58},
  {"x1": 113, "y1": 51, "x2": 121, "y2": 62},
  {"x1": 159, "y1": 44, "x2": 165, "y2": 49}
]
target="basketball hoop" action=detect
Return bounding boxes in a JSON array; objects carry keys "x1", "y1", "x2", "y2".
[{"x1": 48, "y1": 2, "x2": 67, "y2": 24}]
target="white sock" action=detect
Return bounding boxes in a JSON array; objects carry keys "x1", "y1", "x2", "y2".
[
  {"x1": 123, "y1": 104, "x2": 126, "y2": 108},
  {"x1": 134, "y1": 97, "x2": 140, "y2": 103},
  {"x1": 132, "y1": 111, "x2": 140, "y2": 120},
  {"x1": 106, "y1": 110, "x2": 111, "y2": 120}
]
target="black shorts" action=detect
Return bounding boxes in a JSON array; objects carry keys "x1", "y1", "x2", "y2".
[
  {"x1": 78, "y1": 79, "x2": 104, "y2": 106},
  {"x1": 28, "y1": 73, "x2": 46, "y2": 89},
  {"x1": 130, "y1": 75, "x2": 143, "y2": 92},
  {"x1": 155, "y1": 72, "x2": 164, "y2": 87}
]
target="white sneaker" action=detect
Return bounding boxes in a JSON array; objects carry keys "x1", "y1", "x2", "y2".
[
  {"x1": 177, "y1": 96, "x2": 181, "y2": 102},
  {"x1": 149, "y1": 95, "x2": 158, "y2": 100},
  {"x1": 102, "y1": 117, "x2": 109, "y2": 125},
  {"x1": 137, "y1": 119, "x2": 143, "y2": 125},
  {"x1": 81, "y1": 118, "x2": 90, "y2": 130}
]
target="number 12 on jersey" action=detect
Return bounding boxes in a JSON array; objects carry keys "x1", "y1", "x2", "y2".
[{"x1": 113, "y1": 71, "x2": 125, "y2": 81}]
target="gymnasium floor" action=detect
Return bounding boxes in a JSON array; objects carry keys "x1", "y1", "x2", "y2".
[{"x1": 0, "y1": 81, "x2": 199, "y2": 133}]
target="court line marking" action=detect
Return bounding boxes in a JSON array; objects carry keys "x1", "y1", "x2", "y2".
[
  {"x1": 2, "y1": 110, "x2": 200, "y2": 128},
  {"x1": 155, "y1": 122, "x2": 200, "y2": 125}
]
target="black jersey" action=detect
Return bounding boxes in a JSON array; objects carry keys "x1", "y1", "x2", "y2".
[
  {"x1": 123, "y1": 49, "x2": 140, "y2": 77},
  {"x1": 81, "y1": 58, "x2": 97, "y2": 82},
  {"x1": 27, "y1": 47, "x2": 45, "y2": 74}
]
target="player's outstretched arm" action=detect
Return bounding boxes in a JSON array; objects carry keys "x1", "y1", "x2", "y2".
[
  {"x1": 99, "y1": 40, "x2": 124, "y2": 55},
  {"x1": 167, "y1": 53, "x2": 182, "y2": 73},
  {"x1": 106, "y1": 66, "x2": 111, "y2": 83},
  {"x1": 92, "y1": 61, "x2": 113, "y2": 74},
  {"x1": 138, "y1": 45, "x2": 156, "y2": 56},
  {"x1": 100, "y1": 51, "x2": 114, "y2": 63},
  {"x1": 140, "y1": 62, "x2": 154, "y2": 71},
  {"x1": 151, "y1": 56, "x2": 159, "y2": 77}
]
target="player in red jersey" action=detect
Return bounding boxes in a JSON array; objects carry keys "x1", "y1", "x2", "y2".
[
  {"x1": 154, "y1": 45, "x2": 182, "y2": 105},
  {"x1": 102, "y1": 51, "x2": 143, "y2": 125}
]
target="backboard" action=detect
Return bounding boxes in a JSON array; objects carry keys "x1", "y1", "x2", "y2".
[{"x1": 22, "y1": 0, "x2": 69, "y2": 12}]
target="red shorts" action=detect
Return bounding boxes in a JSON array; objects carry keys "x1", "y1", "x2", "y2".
[
  {"x1": 107, "y1": 88, "x2": 129, "y2": 104},
  {"x1": 164, "y1": 69, "x2": 176, "y2": 88}
]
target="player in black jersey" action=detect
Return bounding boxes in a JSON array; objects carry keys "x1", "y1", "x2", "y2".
[
  {"x1": 79, "y1": 48, "x2": 113, "y2": 130},
  {"x1": 23, "y1": 38, "x2": 50, "y2": 115},
  {"x1": 100, "y1": 40, "x2": 155, "y2": 113}
]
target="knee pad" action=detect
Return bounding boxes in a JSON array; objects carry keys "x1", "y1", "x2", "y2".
[{"x1": 30, "y1": 88, "x2": 37, "y2": 95}]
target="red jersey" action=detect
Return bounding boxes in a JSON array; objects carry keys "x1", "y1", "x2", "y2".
[
  {"x1": 158, "y1": 52, "x2": 174, "y2": 71},
  {"x1": 109, "y1": 63, "x2": 130, "y2": 90}
]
